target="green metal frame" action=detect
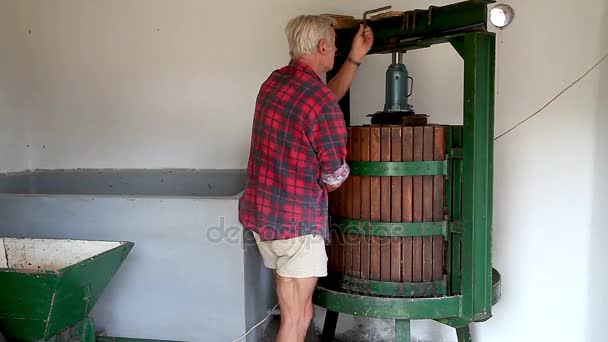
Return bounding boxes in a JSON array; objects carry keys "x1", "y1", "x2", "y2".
[
  {"x1": 0, "y1": 239, "x2": 185, "y2": 342},
  {"x1": 0, "y1": 243, "x2": 134, "y2": 340},
  {"x1": 339, "y1": 275, "x2": 448, "y2": 297},
  {"x1": 446, "y1": 126, "x2": 464, "y2": 297},
  {"x1": 335, "y1": 0, "x2": 492, "y2": 56},
  {"x1": 316, "y1": 1, "x2": 499, "y2": 341},
  {"x1": 348, "y1": 160, "x2": 448, "y2": 177},
  {"x1": 331, "y1": 218, "x2": 447, "y2": 237},
  {"x1": 460, "y1": 31, "x2": 496, "y2": 322}
]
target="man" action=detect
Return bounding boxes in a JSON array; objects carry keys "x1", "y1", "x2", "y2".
[{"x1": 239, "y1": 15, "x2": 373, "y2": 342}]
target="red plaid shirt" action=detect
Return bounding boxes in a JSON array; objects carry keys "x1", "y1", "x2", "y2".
[{"x1": 239, "y1": 59, "x2": 347, "y2": 241}]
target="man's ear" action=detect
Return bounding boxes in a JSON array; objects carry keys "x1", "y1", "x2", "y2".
[{"x1": 318, "y1": 38, "x2": 328, "y2": 55}]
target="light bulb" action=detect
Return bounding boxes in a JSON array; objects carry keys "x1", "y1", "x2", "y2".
[{"x1": 490, "y1": 4, "x2": 514, "y2": 28}]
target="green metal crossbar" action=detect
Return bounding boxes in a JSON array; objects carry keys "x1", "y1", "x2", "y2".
[
  {"x1": 314, "y1": 286, "x2": 462, "y2": 320},
  {"x1": 340, "y1": 275, "x2": 448, "y2": 297},
  {"x1": 348, "y1": 160, "x2": 448, "y2": 177},
  {"x1": 335, "y1": 0, "x2": 493, "y2": 55},
  {"x1": 331, "y1": 218, "x2": 448, "y2": 237}
]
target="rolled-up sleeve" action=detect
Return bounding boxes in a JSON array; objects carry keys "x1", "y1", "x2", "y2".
[{"x1": 321, "y1": 163, "x2": 350, "y2": 185}]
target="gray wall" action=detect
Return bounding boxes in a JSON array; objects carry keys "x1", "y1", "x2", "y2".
[
  {"x1": 0, "y1": 169, "x2": 246, "y2": 197},
  {"x1": 0, "y1": 170, "x2": 274, "y2": 342}
]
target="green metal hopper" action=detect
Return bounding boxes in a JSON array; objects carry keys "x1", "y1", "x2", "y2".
[{"x1": 0, "y1": 237, "x2": 133, "y2": 341}]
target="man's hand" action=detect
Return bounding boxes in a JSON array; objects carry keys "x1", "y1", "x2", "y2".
[{"x1": 349, "y1": 24, "x2": 374, "y2": 61}]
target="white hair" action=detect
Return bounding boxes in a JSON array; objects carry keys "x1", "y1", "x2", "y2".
[{"x1": 285, "y1": 15, "x2": 337, "y2": 58}]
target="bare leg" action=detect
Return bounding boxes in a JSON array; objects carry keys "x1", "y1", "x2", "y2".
[
  {"x1": 300, "y1": 296, "x2": 314, "y2": 340},
  {"x1": 275, "y1": 274, "x2": 318, "y2": 342}
]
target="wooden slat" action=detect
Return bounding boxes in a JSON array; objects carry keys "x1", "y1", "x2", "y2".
[
  {"x1": 338, "y1": 166, "x2": 345, "y2": 219},
  {"x1": 344, "y1": 127, "x2": 353, "y2": 276},
  {"x1": 391, "y1": 127, "x2": 403, "y2": 283},
  {"x1": 329, "y1": 230, "x2": 337, "y2": 272},
  {"x1": 380, "y1": 127, "x2": 392, "y2": 281},
  {"x1": 339, "y1": 127, "x2": 350, "y2": 221},
  {"x1": 370, "y1": 127, "x2": 381, "y2": 221},
  {"x1": 352, "y1": 127, "x2": 362, "y2": 222},
  {"x1": 360, "y1": 127, "x2": 371, "y2": 279},
  {"x1": 351, "y1": 127, "x2": 361, "y2": 279},
  {"x1": 335, "y1": 232, "x2": 341, "y2": 274},
  {"x1": 402, "y1": 127, "x2": 414, "y2": 282},
  {"x1": 346, "y1": 127, "x2": 354, "y2": 219},
  {"x1": 412, "y1": 126, "x2": 424, "y2": 282},
  {"x1": 433, "y1": 126, "x2": 446, "y2": 281},
  {"x1": 324, "y1": 14, "x2": 361, "y2": 29},
  {"x1": 328, "y1": 189, "x2": 336, "y2": 272},
  {"x1": 370, "y1": 126, "x2": 381, "y2": 281},
  {"x1": 422, "y1": 126, "x2": 434, "y2": 282},
  {"x1": 334, "y1": 178, "x2": 342, "y2": 273},
  {"x1": 329, "y1": 188, "x2": 336, "y2": 218},
  {"x1": 371, "y1": 11, "x2": 406, "y2": 20}
]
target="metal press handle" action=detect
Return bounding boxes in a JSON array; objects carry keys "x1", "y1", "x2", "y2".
[
  {"x1": 408, "y1": 76, "x2": 414, "y2": 97},
  {"x1": 363, "y1": 5, "x2": 392, "y2": 26}
]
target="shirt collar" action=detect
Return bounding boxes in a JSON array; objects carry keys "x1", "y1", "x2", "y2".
[{"x1": 288, "y1": 58, "x2": 322, "y2": 81}]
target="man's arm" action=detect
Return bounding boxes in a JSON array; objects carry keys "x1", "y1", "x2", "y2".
[
  {"x1": 305, "y1": 98, "x2": 349, "y2": 192},
  {"x1": 327, "y1": 24, "x2": 374, "y2": 101}
]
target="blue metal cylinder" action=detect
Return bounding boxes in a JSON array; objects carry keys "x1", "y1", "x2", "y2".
[{"x1": 384, "y1": 52, "x2": 414, "y2": 113}]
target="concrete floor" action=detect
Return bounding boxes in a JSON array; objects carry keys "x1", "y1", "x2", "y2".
[
  {"x1": 260, "y1": 315, "x2": 432, "y2": 342},
  {"x1": 260, "y1": 315, "x2": 321, "y2": 342}
]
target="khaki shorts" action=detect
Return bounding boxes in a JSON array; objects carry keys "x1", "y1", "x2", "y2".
[{"x1": 252, "y1": 232, "x2": 328, "y2": 278}]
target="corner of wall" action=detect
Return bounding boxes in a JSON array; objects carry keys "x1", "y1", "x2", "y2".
[
  {"x1": 587, "y1": 7, "x2": 608, "y2": 339},
  {"x1": 243, "y1": 229, "x2": 276, "y2": 342}
]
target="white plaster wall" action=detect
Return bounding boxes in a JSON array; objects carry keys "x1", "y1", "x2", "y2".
[
  {"x1": 0, "y1": 1, "x2": 30, "y2": 172},
  {"x1": 587, "y1": 1, "x2": 608, "y2": 340},
  {"x1": 0, "y1": 0, "x2": 330, "y2": 170}
]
